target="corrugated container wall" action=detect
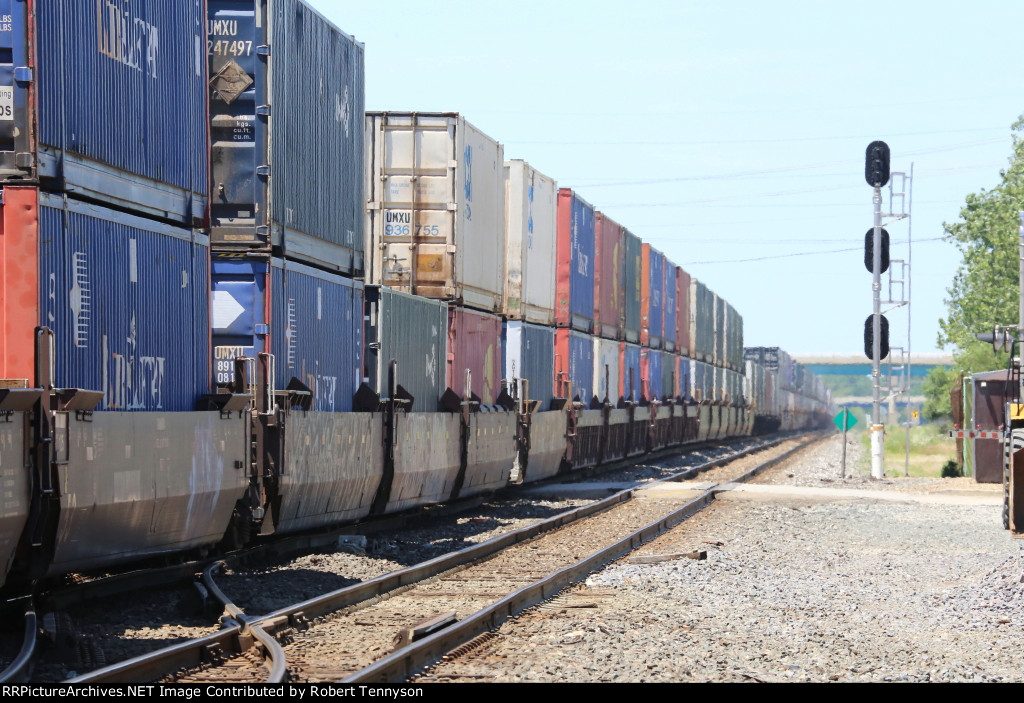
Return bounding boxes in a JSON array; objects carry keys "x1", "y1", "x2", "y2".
[
  {"x1": 622, "y1": 230, "x2": 642, "y2": 343},
  {"x1": 640, "y1": 348, "x2": 661, "y2": 399},
  {"x1": 448, "y1": 307, "x2": 503, "y2": 405},
  {"x1": 593, "y1": 337, "x2": 621, "y2": 404},
  {"x1": 503, "y1": 321, "x2": 555, "y2": 408},
  {"x1": 595, "y1": 213, "x2": 624, "y2": 340},
  {"x1": 364, "y1": 286, "x2": 448, "y2": 413},
  {"x1": 660, "y1": 350, "x2": 677, "y2": 400},
  {"x1": 663, "y1": 259, "x2": 677, "y2": 351},
  {"x1": 270, "y1": 261, "x2": 362, "y2": 412},
  {"x1": 640, "y1": 244, "x2": 664, "y2": 348},
  {"x1": 210, "y1": 0, "x2": 365, "y2": 274},
  {"x1": 1, "y1": 1, "x2": 208, "y2": 224},
  {"x1": 503, "y1": 160, "x2": 556, "y2": 325},
  {"x1": 690, "y1": 360, "x2": 713, "y2": 404},
  {"x1": 675, "y1": 267, "x2": 691, "y2": 356},
  {"x1": 713, "y1": 293, "x2": 725, "y2": 368},
  {"x1": 676, "y1": 355, "x2": 691, "y2": 402},
  {"x1": 555, "y1": 189, "x2": 595, "y2": 332},
  {"x1": 554, "y1": 328, "x2": 594, "y2": 402},
  {"x1": 35, "y1": 191, "x2": 210, "y2": 411},
  {"x1": 725, "y1": 303, "x2": 744, "y2": 371},
  {"x1": 689, "y1": 279, "x2": 714, "y2": 362},
  {"x1": 366, "y1": 113, "x2": 504, "y2": 312},
  {"x1": 621, "y1": 342, "x2": 642, "y2": 402}
]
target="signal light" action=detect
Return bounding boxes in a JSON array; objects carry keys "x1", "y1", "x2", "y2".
[
  {"x1": 865, "y1": 141, "x2": 890, "y2": 187},
  {"x1": 864, "y1": 314, "x2": 890, "y2": 360},
  {"x1": 864, "y1": 228, "x2": 890, "y2": 274}
]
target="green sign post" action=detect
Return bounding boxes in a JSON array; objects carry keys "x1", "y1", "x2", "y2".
[{"x1": 833, "y1": 409, "x2": 858, "y2": 478}]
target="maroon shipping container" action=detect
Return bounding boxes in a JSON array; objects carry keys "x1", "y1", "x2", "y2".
[
  {"x1": 447, "y1": 307, "x2": 503, "y2": 405},
  {"x1": 676, "y1": 267, "x2": 691, "y2": 356},
  {"x1": 594, "y1": 212, "x2": 624, "y2": 340}
]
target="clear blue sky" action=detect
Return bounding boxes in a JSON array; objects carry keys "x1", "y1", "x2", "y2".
[{"x1": 312, "y1": 0, "x2": 1022, "y2": 356}]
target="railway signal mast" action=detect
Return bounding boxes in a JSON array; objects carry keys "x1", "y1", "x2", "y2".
[{"x1": 865, "y1": 141, "x2": 891, "y2": 479}]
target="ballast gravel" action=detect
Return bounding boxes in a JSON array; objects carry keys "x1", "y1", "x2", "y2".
[{"x1": 421, "y1": 434, "x2": 1024, "y2": 683}]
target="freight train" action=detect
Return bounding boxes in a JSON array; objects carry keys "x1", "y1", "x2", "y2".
[{"x1": 0, "y1": 0, "x2": 831, "y2": 594}]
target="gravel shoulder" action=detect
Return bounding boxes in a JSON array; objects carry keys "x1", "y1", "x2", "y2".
[{"x1": 419, "y1": 434, "x2": 1024, "y2": 683}]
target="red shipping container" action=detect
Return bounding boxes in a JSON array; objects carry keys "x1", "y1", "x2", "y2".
[
  {"x1": 594, "y1": 212, "x2": 624, "y2": 340},
  {"x1": 0, "y1": 187, "x2": 39, "y2": 384},
  {"x1": 676, "y1": 266, "x2": 691, "y2": 357},
  {"x1": 447, "y1": 307, "x2": 503, "y2": 405}
]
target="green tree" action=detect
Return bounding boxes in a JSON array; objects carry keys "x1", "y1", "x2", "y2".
[
  {"x1": 926, "y1": 117, "x2": 1024, "y2": 416},
  {"x1": 922, "y1": 365, "x2": 958, "y2": 421},
  {"x1": 938, "y1": 117, "x2": 1024, "y2": 365}
]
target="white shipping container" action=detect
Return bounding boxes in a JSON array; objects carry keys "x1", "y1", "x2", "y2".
[
  {"x1": 593, "y1": 337, "x2": 621, "y2": 404},
  {"x1": 365, "y1": 112, "x2": 505, "y2": 312},
  {"x1": 504, "y1": 160, "x2": 557, "y2": 325}
]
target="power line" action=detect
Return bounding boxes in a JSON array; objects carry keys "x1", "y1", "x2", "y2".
[{"x1": 683, "y1": 237, "x2": 947, "y2": 265}]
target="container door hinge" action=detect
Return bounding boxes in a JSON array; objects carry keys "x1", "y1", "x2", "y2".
[
  {"x1": 256, "y1": 45, "x2": 271, "y2": 57},
  {"x1": 13, "y1": 67, "x2": 31, "y2": 83},
  {"x1": 15, "y1": 153, "x2": 33, "y2": 168},
  {"x1": 256, "y1": 225, "x2": 270, "y2": 238},
  {"x1": 256, "y1": 165, "x2": 270, "y2": 178},
  {"x1": 256, "y1": 105, "x2": 271, "y2": 117}
]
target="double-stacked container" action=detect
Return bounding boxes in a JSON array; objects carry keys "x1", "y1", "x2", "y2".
[
  {"x1": 211, "y1": 257, "x2": 364, "y2": 411},
  {"x1": 675, "y1": 268, "x2": 691, "y2": 358},
  {"x1": 448, "y1": 307, "x2": 503, "y2": 405},
  {"x1": 640, "y1": 244, "x2": 665, "y2": 349},
  {"x1": 503, "y1": 321, "x2": 556, "y2": 408},
  {"x1": 365, "y1": 286, "x2": 448, "y2": 413},
  {"x1": 554, "y1": 328, "x2": 594, "y2": 402},
  {"x1": 210, "y1": 0, "x2": 365, "y2": 273},
  {"x1": 622, "y1": 230, "x2": 642, "y2": 344},
  {"x1": 663, "y1": 259, "x2": 678, "y2": 352},
  {"x1": 594, "y1": 213, "x2": 624, "y2": 340},
  {"x1": 689, "y1": 279, "x2": 715, "y2": 363},
  {"x1": 365, "y1": 112, "x2": 505, "y2": 312},
  {"x1": 593, "y1": 337, "x2": 622, "y2": 404},
  {"x1": 503, "y1": 160, "x2": 557, "y2": 325},
  {"x1": 555, "y1": 189, "x2": 596, "y2": 332},
  {"x1": 3, "y1": 188, "x2": 211, "y2": 411},
  {"x1": 0, "y1": 2, "x2": 209, "y2": 225},
  {"x1": 621, "y1": 342, "x2": 643, "y2": 402}
]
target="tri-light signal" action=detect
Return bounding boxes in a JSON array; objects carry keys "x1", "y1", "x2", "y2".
[{"x1": 865, "y1": 140, "x2": 890, "y2": 188}]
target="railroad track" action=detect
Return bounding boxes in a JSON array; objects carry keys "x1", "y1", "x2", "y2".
[{"x1": 64, "y1": 432, "x2": 824, "y2": 684}]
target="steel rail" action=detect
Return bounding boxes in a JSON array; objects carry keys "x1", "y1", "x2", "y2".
[
  {"x1": 0, "y1": 598, "x2": 37, "y2": 683},
  {"x1": 200, "y1": 562, "x2": 287, "y2": 684},
  {"x1": 344, "y1": 433, "x2": 827, "y2": 683},
  {"x1": 67, "y1": 432, "x2": 813, "y2": 684}
]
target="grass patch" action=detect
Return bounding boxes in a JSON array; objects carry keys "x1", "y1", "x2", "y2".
[{"x1": 854, "y1": 423, "x2": 957, "y2": 478}]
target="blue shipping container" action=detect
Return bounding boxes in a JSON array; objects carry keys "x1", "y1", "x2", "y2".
[
  {"x1": 643, "y1": 347, "x2": 663, "y2": 400},
  {"x1": 38, "y1": 192, "x2": 210, "y2": 411},
  {"x1": 663, "y1": 258, "x2": 677, "y2": 348},
  {"x1": 556, "y1": 190, "x2": 595, "y2": 332},
  {"x1": 503, "y1": 321, "x2": 555, "y2": 407},
  {"x1": 0, "y1": 1, "x2": 208, "y2": 224},
  {"x1": 569, "y1": 330, "x2": 594, "y2": 403},
  {"x1": 648, "y1": 248, "x2": 664, "y2": 346},
  {"x1": 211, "y1": 257, "x2": 362, "y2": 412},
  {"x1": 271, "y1": 260, "x2": 362, "y2": 412},
  {"x1": 208, "y1": 0, "x2": 365, "y2": 275},
  {"x1": 677, "y1": 355, "x2": 691, "y2": 402}
]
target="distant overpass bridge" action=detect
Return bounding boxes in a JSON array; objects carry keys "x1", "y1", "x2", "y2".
[{"x1": 795, "y1": 354, "x2": 952, "y2": 377}]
